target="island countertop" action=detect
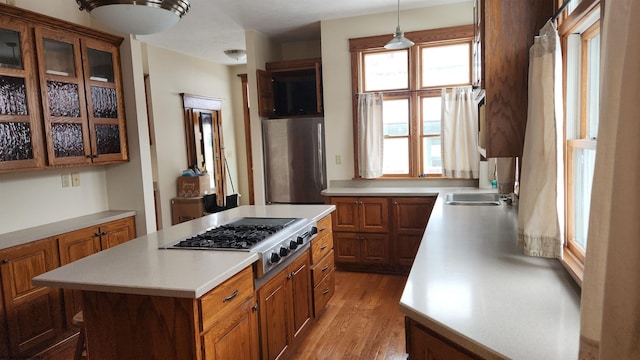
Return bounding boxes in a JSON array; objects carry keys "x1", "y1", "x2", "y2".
[{"x1": 32, "y1": 204, "x2": 335, "y2": 299}]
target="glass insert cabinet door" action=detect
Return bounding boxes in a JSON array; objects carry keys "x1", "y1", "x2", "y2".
[{"x1": 0, "y1": 16, "x2": 45, "y2": 172}]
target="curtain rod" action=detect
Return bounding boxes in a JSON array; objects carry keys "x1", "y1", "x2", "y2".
[
  {"x1": 353, "y1": 85, "x2": 479, "y2": 97},
  {"x1": 552, "y1": 0, "x2": 571, "y2": 22}
]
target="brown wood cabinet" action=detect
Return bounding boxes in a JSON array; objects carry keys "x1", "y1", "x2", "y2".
[
  {"x1": 81, "y1": 265, "x2": 258, "y2": 360},
  {"x1": 0, "y1": 4, "x2": 128, "y2": 173},
  {"x1": 57, "y1": 216, "x2": 136, "y2": 325},
  {"x1": 392, "y1": 197, "x2": 436, "y2": 271},
  {"x1": 405, "y1": 317, "x2": 481, "y2": 360},
  {"x1": 327, "y1": 195, "x2": 435, "y2": 274},
  {"x1": 475, "y1": 0, "x2": 555, "y2": 157},
  {"x1": 309, "y1": 214, "x2": 335, "y2": 317},
  {"x1": 257, "y1": 250, "x2": 312, "y2": 360},
  {"x1": 0, "y1": 237, "x2": 63, "y2": 357}
]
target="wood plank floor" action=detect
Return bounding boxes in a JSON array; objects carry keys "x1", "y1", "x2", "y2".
[{"x1": 291, "y1": 271, "x2": 409, "y2": 360}]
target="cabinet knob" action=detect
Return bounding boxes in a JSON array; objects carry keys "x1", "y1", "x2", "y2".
[
  {"x1": 252, "y1": 304, "x2": 259, "y2": 312},
  {"x1": 95, "y1": 232, "x2": 101, "y2": 237},
  {"x1": 101, "y1": 231, "x2": 108, "y2": 236},
  {"x1": 393, "y1": 201, "x2": 398, "y2": 205},
  {"x1": 2, "y1": 258, "x2": 8, "y2": 264}
]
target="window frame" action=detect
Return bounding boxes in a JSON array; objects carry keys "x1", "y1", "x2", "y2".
[{"x1": 349, "y1": 25, "x2": 474, "y2": 179}]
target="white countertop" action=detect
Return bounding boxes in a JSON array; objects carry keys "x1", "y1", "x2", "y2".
[
  {"x1": 398, "y1": 193, "x2": 580, "y2": 359},
  {"x1": 33, "y1": 204, "x2": 335, "y2": 298}
]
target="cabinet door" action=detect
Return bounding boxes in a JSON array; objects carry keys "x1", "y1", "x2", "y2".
[
  {"x1": 333, "y1": 232, "x2": 360, "y2": 263},
  {"x1": 34, "y1": 27, "x2": 92, "y2": 166},
  {"x1": 258, "y1": 271, "x2": 289, "y2": 360},
  {"x1": 392, "y1": 197, "x2": 435, "y2": 266},
  {"x1": 406, "y1": 318, "x2": 477, "y2": 360},
  {"x1": 99, "y1": 217, "x2": 136, "y2": 250},
  {"x1": 361, "y1": 233, "x2": 389, "y2": 264},
  {"x1": 0, "y1": 15, "x2": 45, "y2": 172},
  {"x1": 58, "y1": 226, "x2": 101, "y2": 325},
  {"x1": 330, "y1": 197, "x2": 360, "y2": 232},
  {"x1": 202, "y1": 298, "x2": 259, "y2": 360},
  {"x1": 359, "y1": 197, "x2": 389, "y2": 233},
  {"x1": 0, "y1": 238, "x2": 62, "y2": 356},
  {"x1": 257, "y1": 69, "x2": 274, "y2": 117},
  {"x1": 288, "y1": 253, "x2": 312, "y2": 341},
  {"x1": 81, "y1": 37, "x2": 128, "y2": 163}
]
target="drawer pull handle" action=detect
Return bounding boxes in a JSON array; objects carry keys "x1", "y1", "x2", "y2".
[
  {"x1": 322, "y1": 288, "x2": 330, "y2": 295},
  {"x1": 320, "y1": 244, "x2": 328, "y2": 250},
  {"x1": 223, "y1": 289, "x2": 239, "y2": 302},
  {"x1": 319, "y1": 227, "x2": 327, "y2": 231},
  {"x1": 321, "y1": 264, "x2": 330, "y2": 271}
]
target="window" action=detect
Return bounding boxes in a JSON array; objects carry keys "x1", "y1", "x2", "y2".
[
  {"x1": 350, "y1": 25, "x2": 474, "y2": 178},
  {"x1": 561, "y1": 0, "x2": 600, "y2": 266}
]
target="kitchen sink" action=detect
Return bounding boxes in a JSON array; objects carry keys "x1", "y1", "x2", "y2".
[{"x1": 444, "y1": 193, "x2": 502, "y2": 206}]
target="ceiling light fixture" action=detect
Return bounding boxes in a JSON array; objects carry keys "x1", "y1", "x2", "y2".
[
  {"x1": 76, "y1": 0, "x2": 191, "y2": 35},
  {"x1": 384, "y1": 0, "x2": 414, "y2": 50},
  {"x1": 224, "y1": 49, "x2": 247, "y2": 61}
]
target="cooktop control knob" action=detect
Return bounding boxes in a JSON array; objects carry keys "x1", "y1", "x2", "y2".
[
  {"x1": 279, "y1": 246, "x2": 289, "y2": 257},
  {"x1": 270, "y1": 252, "x2": 280, "y2": 264},
  {"x1": 296, "y1": 236, "x2": 304, "y2": 245},
  {"x1": 289, "y1": 240, "x2": 298, "y2": 250}
]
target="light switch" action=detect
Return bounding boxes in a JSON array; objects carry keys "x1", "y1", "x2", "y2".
[
  {"x1": 61, "y1": 174, "x2": 71, "y2": 188},
  {"x1": 71, "y1": 172, "x2": 80, "y2": 187},
  {"x1": 335, "y1": 155, "x2": 342, "y2": 164}
]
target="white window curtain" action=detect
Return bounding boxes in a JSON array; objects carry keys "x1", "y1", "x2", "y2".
[
  {"x1": 579, "y1": 1, "x2": 640, "y2": 358},
  {"x1": 517, "y1": 20, "x2": 564, "y2": 258},
  {"x1": 357, "y1": 93, "x2": 384, "y2": 179},
  {"x1": 441, "y1": 87, "x2": 478, "y2": 179}
]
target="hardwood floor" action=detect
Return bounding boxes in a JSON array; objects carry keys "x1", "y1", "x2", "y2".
[{"x1": 291, "y1": 271, "x2": 409, "y2": 360}]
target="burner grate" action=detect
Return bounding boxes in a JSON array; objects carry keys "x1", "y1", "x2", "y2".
[{"x1": 173, "y1": 223, "x2": 288, "y2": 250}]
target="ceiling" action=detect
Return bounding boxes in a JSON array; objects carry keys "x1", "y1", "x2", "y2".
[{"x1": 136, "y1": 0, "x2": 467, "y2": 65}]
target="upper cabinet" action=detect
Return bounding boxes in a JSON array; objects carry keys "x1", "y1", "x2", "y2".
[
  {"x1": 257, "y1": 58, "x2": 323, "y2": 118},
  {"x1": 474, "y1": 0, "x2": 555, "y2": 158},
  {"x1": 0, "y1": 4, "x2": 127, "y2": 173}
]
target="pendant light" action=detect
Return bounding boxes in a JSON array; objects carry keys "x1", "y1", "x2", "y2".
[
  {"x1": 384, "y1": 0, "x2": 414, "y2": 49},
  {"x1": 224, "y1": 49, "x2": 247, "y2": 62},
  {"x1": 76, "y1": 0, "x2": 191, "y2": 35}
]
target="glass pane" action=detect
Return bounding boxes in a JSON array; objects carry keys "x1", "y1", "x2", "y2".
[
  {"x1": 586, "y1": 33, "x2": 600, "y2": 139},
  {"x1": 91, "y1": 86, "x2": 118, "y2": 118},
  {"x1": 43, "y1": 38, "x2": 76, "y2": 77},
  {"x1": 382, "y1": 137, "x2": 409, "y2": 174},
  {"x1": 47, "y1": 81, "x2": 80, "y2": 117},
  {"x1": 52, "y1": 123, "x2": 84, "y2": 157},
  {"x1": 383, "y1": 99, "x2": 408, "y2": 136},
  {"x1": 200, "y1": 113, "x2": 216, "y2": 189},
  {"x1": 422, "y1": 97, "x2": 441, "y2": 135},
  {"x1": 422, "y1": 43, "x2": 471, "y2": 87},
  {"x1": 95, "y1": 124, "x2": 121, "y2": 154},
  {"x1": 422, "y1": 136, "x2": 442, "y2": 175},
  {"x1": 0, "y1": 29, "x2": 23, "y2": 69},
  {"x1": 363, "y1": 50, "x2": 408, "y2": 91},
  {"x1": 87, "y1": 48, "x2": 114, "y2": 82},
  {"x1": 0, "y1": 122, "x2": 33, "y2": 161},
  {"x1": 0, "y1": 76, "x2": 28, "y2": 115},
  {"x1": 572, "y1": 147, "x2": 596, "y2": 250}
]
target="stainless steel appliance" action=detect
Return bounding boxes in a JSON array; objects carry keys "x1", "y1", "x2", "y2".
[
  {"x1": 162, "y1": 217, "x2": 318, "y2": 278},
  {"x1": 262, "y1": 117, "x2": 326, "y2": 204}
]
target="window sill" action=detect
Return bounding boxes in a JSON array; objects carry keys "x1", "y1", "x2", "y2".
[{"x1": 560, "y1": 250, "x2": 584, "y2": 287}]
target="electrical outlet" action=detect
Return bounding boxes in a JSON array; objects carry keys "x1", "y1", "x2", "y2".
[
  {"x1": 61, "y1": 174, "x2": 70, "y2": 188},
  {"x1": 335, "y1": 155, "x2": 342, "y2": 164},
  {"x1": 71, "y1": 172, "x2": 80, "y2": 187}
]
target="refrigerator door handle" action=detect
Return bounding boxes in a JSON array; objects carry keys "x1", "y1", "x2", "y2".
[{"x1": 317, "y1": 122, "x2": 325, "y2": 189}]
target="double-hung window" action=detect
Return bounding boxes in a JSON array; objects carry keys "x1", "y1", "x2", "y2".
[
  {"x1": 350, "y1": 25, "x2": 473, "y2": 178},
  {"x1": 561, "y1": 0, "x2": 601, "y2": 267}
]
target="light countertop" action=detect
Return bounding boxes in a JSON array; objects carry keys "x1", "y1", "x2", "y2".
[{"x1": 32, "y1": 204, "x2": 335, "y2": 298}]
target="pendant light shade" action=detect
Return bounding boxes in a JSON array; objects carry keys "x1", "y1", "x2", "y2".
[
  {"x1": 224, "y1": 49, "x2": 247, "y2": 61},
  {"x1": 76, "y1": 0, "x2": 191, "y2": 35},
  {"x1": 384, "y1": 0, "x2": 414, "y2": 50}
]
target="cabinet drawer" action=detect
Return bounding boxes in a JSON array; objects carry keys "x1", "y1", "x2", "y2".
[
  {"x1": 311, "y1": 232, "x2": 333, "y2": 264},
  {"x1": 200, "y1": 266, "x2": 254, "y2": 332},
  {"x1": 313, "y1": 269, "x2": 335, "y2": 316},
  {"x1": 311, "y1": 249, "x2": 334, "y2": 288},
  {"x1": 316, "y1": 215, "x2": 332, "y2": 239}
]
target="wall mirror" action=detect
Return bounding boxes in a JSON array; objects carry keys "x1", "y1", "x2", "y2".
[{"x1": 181, "y1": 93, "x2": 226, "y2": 204}]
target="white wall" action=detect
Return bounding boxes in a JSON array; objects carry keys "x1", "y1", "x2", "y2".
[
  {"x1": 321, "y1": 1, "x2": 474, "y2": 181},
  {"x1": 144, "y1": 45, "x2": 240, "y2": 228},
  {"x1": 227, "y1": 65, "x2": 251, "y2": 205}
]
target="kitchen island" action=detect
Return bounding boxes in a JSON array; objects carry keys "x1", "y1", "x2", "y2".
[
  {"x1": 323, "y1": 186, "x2": 580, "y2": 360},
  {"x1": 33, "y1": 204, "x2": 335, "y2": 360}
]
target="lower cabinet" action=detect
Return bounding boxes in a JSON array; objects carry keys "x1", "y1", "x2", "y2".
[
  {"x1": 405, "y1": 317, "x2": 481, "y2": 360},
  {"x1": 0, "y1": 237, "x2": 63, "y2": 357},
  {"x1": 257, "y1": 250, "x2": 312, "y2": 360}
]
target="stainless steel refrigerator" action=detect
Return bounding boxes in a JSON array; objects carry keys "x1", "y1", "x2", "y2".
[{"x1": 262, "y1": 117, "x2": 326, "y2": 204}]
